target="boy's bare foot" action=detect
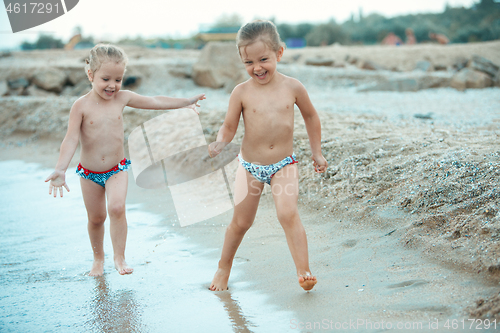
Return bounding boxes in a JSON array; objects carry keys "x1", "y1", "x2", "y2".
[
  {"x1": 298, "y1": 272, "x2": 317, "y2": 291},
  {"x1": 89, "y1": 260, "x2": 104, "y2": 277},
  {"x1": 114, "y1": 258, "x2": 133, "y2": 275},
  {"x1": 210, "y1": 267, "x2": 230, "y2": 291}
]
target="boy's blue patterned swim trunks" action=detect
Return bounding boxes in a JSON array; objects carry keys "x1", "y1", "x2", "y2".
[
  {"x1": 238, "y1": 153, "x2": 298, "y2": 185},
  {"x1": 76, "y1": 158, "x2": 131, "y2": 188}
]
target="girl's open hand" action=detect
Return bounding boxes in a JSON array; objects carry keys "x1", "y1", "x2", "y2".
[
  {"x1": 45, "y1": 171, "x2": 70, "y2": 198},
  {"x1": 312, "y1": 154, "x2": 328, "y2": 173},
  {"x1": 187, "y1": 94, "x2": 206, "y2": 115}
]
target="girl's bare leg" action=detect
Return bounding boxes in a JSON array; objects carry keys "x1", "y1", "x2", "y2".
[
  {"x1": 210, "y1": 164, "x2": 264, "y2": 291},
  {"x1": 105, "y1": 171, "x2": 133, "y2": 275},
  {"x1": 80, "y1": 178, "x2": 107, "y2": 276},
  {"x1": 271, "y1": 164, "x2": 317, "y2": 291}
]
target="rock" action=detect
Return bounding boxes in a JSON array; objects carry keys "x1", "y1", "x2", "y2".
[
  {"x1": 414, "y1": 61, "x2": 433, "y2": 72},
  {"x1": 358, "y1": 60, "x2": 385, "y2": 71},
  {"x1": 192, "y1": 42, "x2": 246, "y2": 89},
  {"x1": 450, "y1": 68, "x2": 493, "y2": 91},
  {"x1": 169, "y1": 65, "x2": 192, "y2": 78},
  {"x1": 468, "y1": 55, "x2": 499, "y2": 78},
  {"x1": 305, "y1": 58, "x2": 334, "y2": 66},
  {"x1": 7, "y1": 77, "x2": 30, "y2": 89},
  {"x1": 25, "y1": 85, "x2": 58, "y2": 97},
  {"x1": 32, "y1": 68, "x2": 67, "y2": 93},
  {"x1": 453, "y1": 57, "x2": 468, "y2": 71},
  {"x1": 345, "y1": 55, "x2": 358, "y2": 65},
  {"x1": 419, "y1": 75, "x2": 451, "y2": 89},
  {"x1": 360, "y1": 78, "x2": 418, "y2": 92},
  {"x1": 61, "y1": 80, "x2": 91, "y2": 96},
  {"x1": 66, "y1": 69, "x2": 87, "y2": 86},
  {"x1": 434, "y1": 64, "x2": 448, "y2": 71},
  {"x1": 123, "y1": 75, "x2": 142, "y2": 88},
  {"x1": 0, "y1": 81, "x2": 9, "y2": 96}
]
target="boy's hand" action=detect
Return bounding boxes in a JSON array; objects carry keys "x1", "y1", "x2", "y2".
[
  {"x1": 187, "y1": 94, "x2": 206, "y2": 115},
  {"x1": 312, "y1": 154, "x2": 328, "y2": 173},
  {"x1": 45, "y1": 171, "x2": 70, "y2": 198},
  {"x1": 208, "y1": 141, "x2": 228, "y2": 158}
]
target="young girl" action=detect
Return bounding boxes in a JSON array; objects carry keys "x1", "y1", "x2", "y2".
[
  {"x1": 208, "y1": 20, "x2": 327, "y2": 291},
  {"x1": 45, "y1": 44, "x2": 205, "y2": 276}
]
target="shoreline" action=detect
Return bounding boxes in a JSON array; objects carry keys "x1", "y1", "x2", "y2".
[{"x1": 1, "y1": 138, "x2": 498, "y2": 326}]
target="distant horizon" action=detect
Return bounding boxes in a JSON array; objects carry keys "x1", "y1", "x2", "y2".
[{"x1": 0, "y1": 0, "x2": 479, "y2": 51}]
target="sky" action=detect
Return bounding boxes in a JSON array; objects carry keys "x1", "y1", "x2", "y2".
[{"x1": 0, "y1": 0, "x2": 478, "y2": 50}]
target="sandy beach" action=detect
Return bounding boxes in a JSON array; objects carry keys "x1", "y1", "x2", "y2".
[{"x1": 1, "y1": 42, "x2": 499, "y2": 332}]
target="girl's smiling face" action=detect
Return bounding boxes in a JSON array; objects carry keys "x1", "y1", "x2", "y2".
[
  {"x1": 240, "y1": 40, "x2": 283, "y2": 85},
  {"x1": 88, "y1": 61, "x2": 125, "y2": 100}
]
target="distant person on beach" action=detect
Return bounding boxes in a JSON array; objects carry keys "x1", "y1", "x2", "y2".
[
  {"x1": 405, "y1": 28, "x2": 417, "y2": 45},
  {"x1": 208, "y1": 20, "x2": 327, "y2": 292},
  {"x1": 45, "y1": 44, "x2": 205, "y2": 276},
  {"x1": 381, "y1": 32, "x2": 403, "y2": 45},
  {"x1": 429, "y1": 32, "x2": 449, "y2": 45}
]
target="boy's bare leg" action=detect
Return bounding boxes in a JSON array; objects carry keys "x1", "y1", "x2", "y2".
[
  {"x1": 80, "y1": 178, "x2": 107, "y2": 276},
  {"x1": 105, "y1": 171, "x2": 133, "y2": 275},
  {"x1": 210, "y1": 165, "x2": 264, "y2": 291},
  {"x1": 271, "y1": 164, "x2": 317, "y2": 291}
]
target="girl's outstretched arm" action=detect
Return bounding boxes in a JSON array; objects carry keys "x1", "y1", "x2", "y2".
[
  {"x1": 208, "y1": 85, "x2": 243, "y2": 157},
  {"x1": 45, "y1": 100, "x2": 84, "y2": 197},
  {"x1": 294, "y1": 80, "x2": 328, "y2": 173},
  {"x1": 123, "y1": 91, "x2": 206, "y2": 114}
]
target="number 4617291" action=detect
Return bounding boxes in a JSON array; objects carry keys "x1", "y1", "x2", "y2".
[
  {"x1": 5, "y1": 2, "x2": 59, "y2": 14},
  {"x1": 444, "y1": 319, "x2": 497, "y2": 330}
]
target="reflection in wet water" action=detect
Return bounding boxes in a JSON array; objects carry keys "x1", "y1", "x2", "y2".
[
  {"x1": 215, "y1": 292, "x2": 255, "y2": 333},
  {"x1": 87, "y1": 276, "x2": 144, "y2": 333}
]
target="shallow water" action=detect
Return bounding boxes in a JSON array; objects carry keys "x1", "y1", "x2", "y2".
[{"x1": 0, "y1": 160, "x2": 293, "y2": 333}]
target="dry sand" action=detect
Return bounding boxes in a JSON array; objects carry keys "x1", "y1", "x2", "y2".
[{"x1": 1, "y1": 42, "x2": 500, "y2": 330}]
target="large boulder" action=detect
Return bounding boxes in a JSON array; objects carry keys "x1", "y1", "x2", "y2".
[
  {"x1": 192, "y1": 42, "x2": 246, "y2": 90},
  {"x1": 32, "y1": 68, "x2": 67, "y2": 93},
  {"x1": 468, "y1": 55, "x2": 499, "y2": 78},
  {"x1": 450, "y1": 68, "x2": 493, "y2": 91}
]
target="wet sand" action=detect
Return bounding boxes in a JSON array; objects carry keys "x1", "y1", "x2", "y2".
[
  {"x1": 0, "y1": 160, "x2": 293, "y2": 332},
  {"x1": 0, "y1": 150, "x2": 498, "y2": 332}
]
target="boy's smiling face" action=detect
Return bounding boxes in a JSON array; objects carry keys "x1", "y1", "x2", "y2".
[
  {"x1": 240, "y1": 39, "x2": 283, "y2": 85},
  {"x1": 88, "y1": 61, "x2": 125, "y2": 100}
]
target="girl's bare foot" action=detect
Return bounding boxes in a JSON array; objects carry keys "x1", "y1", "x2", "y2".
[
  {"x1": 89, "y1": 260, "x2": 104, "y2": 277},
  {"x1": 210, "y1": 267, "x2": 231, "y2": 291},
  {"x1": 114, "y1": 257, "x2": 133, "y2": 275},
  {"x1": 298, "y1": 272, "x2": 317, "y2": 291}
]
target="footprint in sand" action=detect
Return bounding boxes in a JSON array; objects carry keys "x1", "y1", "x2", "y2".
[
  {"x1": 341, "y1": 239, "x2": 358, "y2": 248},
  {"x1": 387, "y1": 279, "x2": 428, "y2": 289}
]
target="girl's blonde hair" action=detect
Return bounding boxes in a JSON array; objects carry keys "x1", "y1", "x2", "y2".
[
  {"x1": 85, "y1": 44, "x2": 128, "y2": 78},
  {"x1": 236, "y1": 20, "x2": 285, "y2": 54}
]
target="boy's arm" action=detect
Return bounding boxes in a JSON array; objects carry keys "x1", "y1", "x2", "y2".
[
  {"x1": 208, "y1": 86, "x2": 243, "y2": 157},
  {"x1": 123, "y1": 90, "x2": 206, "y2": 114},
  {"x1": 294, "y1": 81, "x2": 328, "y2": 173},
  {"x1": 45, "y1": 101, "x2": 83, "y2": 196}
]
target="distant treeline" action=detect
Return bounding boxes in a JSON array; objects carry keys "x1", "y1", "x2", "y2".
[
  {"x1": 20, "y1": 0, "x2": 499, "y2": 50},
  {"x1": 277, "y1": 0, "x2": 500, "y2": 46}
]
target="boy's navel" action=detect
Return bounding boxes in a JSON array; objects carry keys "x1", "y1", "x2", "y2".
[{"x1": 270, "y1": 145, "x2": 274, "y2": 149}]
